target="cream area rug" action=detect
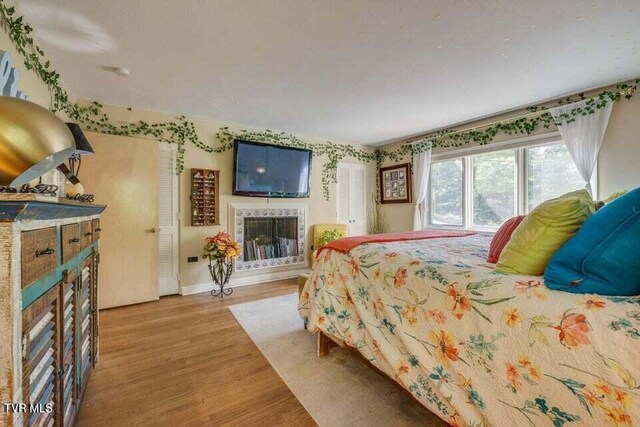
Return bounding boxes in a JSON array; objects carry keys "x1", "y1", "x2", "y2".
[{"x1": 228, "y1": 293, "x2": 446, "y2": 427}]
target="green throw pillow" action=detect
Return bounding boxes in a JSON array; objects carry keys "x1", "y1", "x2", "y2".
[
  {"x1": 495, "y1": 190, "x2": 596, "y2": 275},
  {"x1": 602, "y1": 190, "x2": 627, "y2": 204}
]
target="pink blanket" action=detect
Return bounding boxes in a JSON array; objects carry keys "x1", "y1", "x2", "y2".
[{"x1": 318, "y1": 229, "x2": 476, "y2": 255}]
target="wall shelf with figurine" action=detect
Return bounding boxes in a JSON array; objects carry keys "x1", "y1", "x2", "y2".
[{"x1": 190, "y1": 169, "x2": 220, "y2": 226}]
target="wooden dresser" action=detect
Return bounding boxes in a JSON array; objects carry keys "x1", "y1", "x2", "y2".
[{"x1": 0, "y1": 194, "x2": 106, "y2": 426}]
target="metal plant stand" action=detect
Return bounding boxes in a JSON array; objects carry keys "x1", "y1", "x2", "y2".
[{"x1": 209, "y1": 258, "x2": 234, "y2": 297}]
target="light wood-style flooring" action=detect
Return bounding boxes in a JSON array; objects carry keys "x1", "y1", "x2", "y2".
[{"x1": 77, "y1": 280, "x2": 315, "y2": 426}]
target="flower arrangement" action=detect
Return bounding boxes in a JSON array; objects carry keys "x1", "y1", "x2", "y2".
[{"x1": 203, "y1": 231, "x2": 241, "y2": 260}]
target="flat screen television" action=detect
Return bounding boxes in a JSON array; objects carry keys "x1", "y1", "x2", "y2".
[{"x1": 232, "y1": 139, "x2": 312, "y2": 198}]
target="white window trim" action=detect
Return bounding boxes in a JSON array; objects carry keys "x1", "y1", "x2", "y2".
[
  {"x1": 432, "y1": 132, "x2": 561, "y2": 161},
  {"x1": 427, "y1": 132, "x2": 597, "y2": 233}
]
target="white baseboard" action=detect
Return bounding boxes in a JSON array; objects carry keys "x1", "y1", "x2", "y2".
[{"x1": 179, "y1": 267, "x2": 310, "y2": 296}]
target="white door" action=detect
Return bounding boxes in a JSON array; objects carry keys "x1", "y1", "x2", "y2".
[
  {"x1": 158, "y1": 144, "x2": 180, "y2": 296},
  {"x1": 337, "y1": 163, "x2": 367, "y2": 236}
]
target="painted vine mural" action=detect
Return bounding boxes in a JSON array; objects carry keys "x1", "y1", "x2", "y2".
[{"x1": 1, "y1": 0, "x2": 638, "y2": 200}]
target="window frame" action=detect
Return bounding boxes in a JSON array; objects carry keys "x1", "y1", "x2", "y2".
[
  {"x1": 469, "y1": 149, "x2": 518, "y2": 232},
  {"x1": 427, "y1": 158, "x2": 466, "y2": 228},
  {"x1": 426, "y1": 132, "x2": 597, "y2": 232}
]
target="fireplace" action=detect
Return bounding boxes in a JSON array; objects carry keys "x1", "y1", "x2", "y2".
[
  {"x1": 230, "y1": 204, "x2": 306, "y2": 272},
  {"x1": 243, "y1": 216, "x2": 299, "y2": 261}
]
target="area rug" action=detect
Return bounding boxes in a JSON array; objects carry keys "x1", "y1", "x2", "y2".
[{"x1": 228, "y1": 293, "x2": 446, "y2": 426}]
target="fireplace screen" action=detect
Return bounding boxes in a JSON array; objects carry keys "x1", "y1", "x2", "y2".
[{"x1": 243, "y1": 217, "x2": 298, "y2": 261}]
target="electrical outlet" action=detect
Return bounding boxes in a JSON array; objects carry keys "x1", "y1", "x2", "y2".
[{"x1": 187, "y1": 256, "x2": 198, "y2": 263}]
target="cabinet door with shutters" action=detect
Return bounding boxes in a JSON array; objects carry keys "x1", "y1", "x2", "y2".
[
  {"x1": 60, "y1": 270, "x2": 78, "y2": 426},
  {"x1": 77, "y1": 255, "x2": 94, "y2": 398},
  {"x1": 337, "y1": 163, "x2": 367, "y2": 236},
  {"x1": 91, "y1": 251, "x2": 100, "y2": 365},
  {"x1": 22, "y1": 283, "x2": 62, "y2": 426}
]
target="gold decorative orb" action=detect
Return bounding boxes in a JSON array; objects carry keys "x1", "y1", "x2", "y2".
[{"x1": 65, "y1": 181, "x2": 84, "y2": 198}]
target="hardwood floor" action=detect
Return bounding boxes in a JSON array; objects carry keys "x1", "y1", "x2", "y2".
[{"x1": 77, "y1": 280, "x2": 316, "y2": 426}]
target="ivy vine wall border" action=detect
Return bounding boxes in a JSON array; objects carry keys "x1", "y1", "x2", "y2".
[{"x1": 1, "y1": 0, "x2": 638, "y2": 201}]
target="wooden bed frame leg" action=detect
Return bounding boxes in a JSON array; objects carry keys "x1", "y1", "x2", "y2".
[{"x1": 317, "y1": 331, "x2": 336, "y2": 357}]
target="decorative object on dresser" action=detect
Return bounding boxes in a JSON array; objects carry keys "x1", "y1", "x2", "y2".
[
  {"x1": 0, "y1": 97, "x2": 76, "y2": 189},
  {"x1": 0, "y1": 194, "x2": 105, "y2": 427},
  {"x1": 0, "y1": 181, "x2": 59, "y2": 196},
  {"x1": 203, "y1": 231, "x2": 241, "y2": 297},
  {"x1": 57, "y1": 123, "x2": 95, "y2": 183},
  {"x1": 379, "y1": 162, "x2": 413, "y2": 204},
  {"x1": 57, "y1": 122, "x2": 96, "y2": 203},
  {"x1": 190, "y1": 168, "x2": 220, "y2": 226}
]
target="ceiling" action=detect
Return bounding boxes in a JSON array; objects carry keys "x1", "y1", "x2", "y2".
[{"x1": 17, "y1": 0, "x2": 640, "y2": 145}]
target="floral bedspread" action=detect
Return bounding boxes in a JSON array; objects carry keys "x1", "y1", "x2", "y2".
[{"x1": 298, "y1": 235, "x2": 640, "y2": 427}]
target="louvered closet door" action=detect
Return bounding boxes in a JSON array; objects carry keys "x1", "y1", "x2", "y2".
[
  {"x1": 337, "y1": 163, "x2": 367, "y2": 237},
  {"x1": 158, "y1": 144, "x2": 179, "y2": 296},
  {"x1": 336, "y1": 164, "x2": 351, "y2": 228},
  {"x1": 60, "y1": 272, "x2": 77, "y2": 426},
  {"x1": 349, "y1": 164, "x2": 367, "y2": 236},
  {"x1": 22, "y1": 283, "x2": 61, "y2": 426}
]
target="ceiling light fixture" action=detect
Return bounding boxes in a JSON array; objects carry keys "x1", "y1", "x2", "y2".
[{"x1": 113, "y1": 67, "x2": 130, "y2": 77}]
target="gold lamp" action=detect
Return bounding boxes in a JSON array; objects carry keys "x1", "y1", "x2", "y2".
[{"x1": 0, "y1": 97, "x2": 76, "y2": 187}]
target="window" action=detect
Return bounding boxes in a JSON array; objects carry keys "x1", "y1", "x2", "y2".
[
  {"x1": 473, "y1": 150, "x2": 516, "y2": 227},
  {"x1": 527, "y1": 144, "x2": 585, "y2": 210},
  {"x1": 428, "y1": 139, "x2": 587, "y2": 230},
  {"x1": 430, "y1": 159, "x2": 463, "y2": 226}
]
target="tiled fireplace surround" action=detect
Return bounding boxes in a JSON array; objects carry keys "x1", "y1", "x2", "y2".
[
  {"x1": 182, "y1": 203, "x2": 310, "y2": 295},
  {"x1": 233, "y1": 204, "x2": 307, "y2": 272}
]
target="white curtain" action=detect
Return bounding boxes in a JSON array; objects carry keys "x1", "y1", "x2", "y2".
[
  {"x1": 412, "y1": 148, "x2": 432, "y2": 230},
  {"x1": 549, "y1": 98, "x2": 613, "y2": 197}
]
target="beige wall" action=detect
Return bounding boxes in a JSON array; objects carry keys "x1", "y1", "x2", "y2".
[
  {"x1": 379, "y1": 95, "x2": 640, "y2": 233},
  {"x1": 0, "y1": 29, "x2": 51, "y2": 108},
  {"x1": 598, "y1": 96, "x2": 640, "y2": 195},
  {"x1": 79, "y1": 103, "x2": 377, "y2": 292}
]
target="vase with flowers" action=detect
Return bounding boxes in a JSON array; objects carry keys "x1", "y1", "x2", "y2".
[{"x1": 203, "y1": 231, "x2": 241, "y2": 297}]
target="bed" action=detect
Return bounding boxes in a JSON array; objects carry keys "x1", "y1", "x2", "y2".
[{"x1": 298, "y1": 233, "x2": 640, "y2": 426}]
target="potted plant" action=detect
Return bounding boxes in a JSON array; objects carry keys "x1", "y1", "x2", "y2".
[
  {"x1": 203, "y1": 231, "x2": 241, "y2": 297},
  {"x1": 317, "y1": 229, "x2": 343, "y2": 247},
  {"x1": 311, "y1": 229, "x2": 344, "y2": 266}
]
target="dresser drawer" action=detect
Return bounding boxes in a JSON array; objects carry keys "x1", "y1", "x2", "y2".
[
  {"x1": 61, "y1": 223, "x2": 81, "y2": 263},
  {"x1": 91, "y1": 218, "x2": 101, "y2": 241},
  {"x1": 80, "y1": 220, "x2": 93, "y2": 249},
  {"x1": 21, "y1": 227, "x2": 58, "y2": 288}
]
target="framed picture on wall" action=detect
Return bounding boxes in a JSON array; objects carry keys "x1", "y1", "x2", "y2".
[{"x1": 379, "y1": 162, "x2": 412, "y2": 204}]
